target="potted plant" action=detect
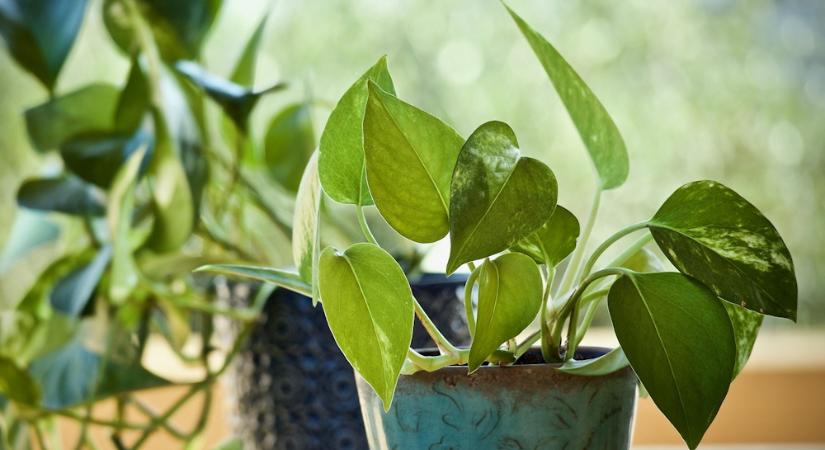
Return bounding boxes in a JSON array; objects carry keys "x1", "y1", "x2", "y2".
[{"x1": 202, "y1": 3, "x2": 798, "y2": 449}]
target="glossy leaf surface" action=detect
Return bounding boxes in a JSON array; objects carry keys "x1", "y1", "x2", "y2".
[
  {"x1": 319, "y1": 56, "x2": 395, "y2": 205},
  {"x1": 17, "y1": 176, "x2": 106, "y2": 216},
  {"x1": 557, "y1": 347, "x2": 629, "y2": 376},
  {"x1": 609, "y1": 272, "x2": 735, "y2": 449},
  {"x1": 25, "y1": 83, "x2": 120, "y2": 152},
  {"x1": 363, "y1": 82, "x2": 463, "y2": 243},
  {"x1": 506, "y1": 5, "x2": 628, "y2": 190},
  {"x1": 469, "y1": 253, "x2": 542, "y2": 372},
  {"x1": 648, "y1": 180, "x2": 797, "y2": 319},
  {"x1": 724, "y1": 302, "x2": 762, "y2": 378},
  {"x1": 511, "y1": 205, "x2": 579, "y2": 266},
  {"x1": 195, "y1": 264, "x2": 312, "y2": 298},
  {"x1": 292, "y1": 152, "x2": 321, "y2": 304},
  {"x1": 0, "y1": 0, "x2": 88, "y2": 90},
  {"x1": 318, "y1": 243, "x2": 414, "y2": 409},
  {"x1": 264, "y1": 103, "x2": 316, "y2": 192},
  {"x1": 447, "y1": 121, "x2": 557, "y2": 273}
]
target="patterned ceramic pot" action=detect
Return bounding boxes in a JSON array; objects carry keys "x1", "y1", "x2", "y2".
[
  {"x1": 218, "y1": 273, "x2": 470, "y2": 450},
  {"x1": 356, "y1": 347, "x2": 637, "y2": 450}
]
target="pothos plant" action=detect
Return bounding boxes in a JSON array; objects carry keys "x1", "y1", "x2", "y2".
[
  {"x1": 208, "y1": 4, "x2": 800, "y2": 450},
  {"x1": 0, "y1": 0, "x2": 322, "y2": 449}
]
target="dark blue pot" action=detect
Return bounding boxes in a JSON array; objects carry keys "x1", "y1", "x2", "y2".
[
  {"x1": 221, "y1": 273, "x2": 469, "y2": 450},
  {"x1": 356, "y1": 347, "x2": 638, "y2": 450}
]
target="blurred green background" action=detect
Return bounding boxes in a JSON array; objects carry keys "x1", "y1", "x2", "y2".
[{"x1": 2, "y1": 0, "x2": 823, "y2": 325}]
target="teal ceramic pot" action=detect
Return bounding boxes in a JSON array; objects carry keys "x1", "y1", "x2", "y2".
[{"x1": 356, "y1": 347, "x2": 637, "y2": 450}]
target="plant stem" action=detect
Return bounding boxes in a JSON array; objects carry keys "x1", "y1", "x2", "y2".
[
  {"x1": 515, "y1": 330, "x2": 540, "y2": 358},
  {"x1": 561, "y1": 268, "x2": 627, "y2": 360},
  {"x1": 539, "y1": 268, "x2": 555, "y2": 361},
  {"x1": 414, "y1": 300, "x2": 459, "y2": 355},
  {"x1": 557, "y1": 190, "x2": 601, "y2": 296},
  {"x1": 577, "y1": 222, "x2": 649, "y2": 283},
  {"x1": 356, "y1": 204, "x2": 378, "y2": 245},
  {"x1": 464, "y1": 267, "x2": 480, "y2": 338}
]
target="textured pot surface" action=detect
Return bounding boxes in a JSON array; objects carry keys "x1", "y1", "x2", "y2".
[
  {"x1": 217, "y1": 273, "x2": 469, "y2": 450},
  {"x1": 356, "y1": 347, "x2": 638, "y2": 450}
]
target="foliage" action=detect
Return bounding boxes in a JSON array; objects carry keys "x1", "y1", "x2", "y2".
[{"x1": 202, "y1": 3, "x2": 798, "y2": 449}]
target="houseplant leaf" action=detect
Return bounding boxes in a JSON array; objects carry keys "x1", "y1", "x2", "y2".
[
  {"x1": 24, "y1": 83, "x2": 120, "y2": 152},
  {"x1": 29, "y1": 340, "x2": 99, "y2": 409},
  {"x1": 0, "y1": 356, "x2": 40, "y2": 406},
  {"x1": 648, "y1": 180, "x2": 797, "y2": 320},
  {"x1": 363, "y1": 81, "x2": 463, "y2": 243},
  {"x1": 557, "y1": 347, "x2": 629, "y2": 376},
  {"x1": 17, "y1": 176, "x2": 106, "y2": 216},
  {"x1": 195, "y1": 265, "x2": 312, "y2": 298},
  {"x1": 229, "y1": 13, "x2": 268, "y2": 86},
  {"x1": 724, "y1": 302, "x2": 762, "y2": 378},
  {"x1": 0, "y1": 210, "x2": 59, "y2": 272},
  {"x1": 264, "y1": 103, "x2": 316, "y2": 192},
  {"x1": 608, "y1": 271, "x2": 735, "y2": 449},
  {"x1": 51, "y1": 246, "x2": 112, "y2": 316},
  {"x1": 0, "y1": 0, "x2": 88, "y2": 91},
  {"x1": 319, "y1": 56, "x2": 395, "y2": 206},
  {"x1": 468, "y1": 253, "x2": 542, "y2": 372},
  {"x1": 107, "y1": 148, "x2": 147, "y2": 303},
  {"x1": 447, "y1": 121, "x2": 557, "y2": 273},
  {"x1": 511, "y1": 205, "x2": 579, "y2": 266},
  {"x1": 318, "y1": 243, "x2": 414, "y2": 409},
  {"x1": 115, "y1": 58, "x2": 150, "y2": 131},
  {"x1": 292, "y1": 151, "x2": 322, "y2": 304},
  {"x1": 60, "y1": 128, "x2": 152, "y2": 188},
  {"x1": 505, "y1": 5, "x2": 628, "y2": 190}
]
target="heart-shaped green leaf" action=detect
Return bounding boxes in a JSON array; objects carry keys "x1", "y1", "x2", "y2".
[
  {"x1": 511, "y1": 205, "x2": 579, "y2": 267},
  {"x1": 447, "y1": 121, "x2": 557, "y2": 273},
  {"x1": 107, "y1": 148, "x2": 146, "y2": 303},
  {"x1": 195, "y1": 265, "x2": 312, "y2": 298},
  {"x1": 0, "y1": 0, "x2": 88, "y2": 91},
  {"x1": 318, "y1": 243, "x2": 414, "y2": 410},
  {"x1": 469, "y1": 252, "x2": 542, "y2": 372},
  {"x1": 17, "y1": 176, "x2": 106, "y2": 216},
  {"x1": 608, "y1": 271, "x2": 735, "y2": 449},
  {"x1": 724, "y1": 302, "x2": 762, "y2": 379},
  {"x1": 505, "y1": 5, "x2": 628, "y2": 190},
  {"x1": 319, "y1": 56, "x2": 395, "y2": 206},
  {"x1": 264, "y1": 103, "x2": 316, "y2": 192},
  {"x1": 556, "y1": 347, "x2": 629, "y2": 376},
  {"x1": 292, "y1": 151, "x2": 322, "y2": 305},
  {"x1": 648, "y1": 180, "x2": 797, "y2": 320},
  {"x1": 25, "y1": 83, "x2": 120, "y2": 152},
  {"x1": 364, "y1": 82, "x2": 463, "y2": 243}
]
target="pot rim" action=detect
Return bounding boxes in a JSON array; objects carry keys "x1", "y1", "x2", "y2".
[{"x1": 412, "y1": 345, "x2": 616, "y2": 371}]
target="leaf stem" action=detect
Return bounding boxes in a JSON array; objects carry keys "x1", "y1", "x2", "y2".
[
  {"x1": 414, "y1": 299, "x2": 459, "y2": 355},
  {"x1": 540, "y1": 267, "x2": 555, "y2": 361},
  {"x1": 356, "y1": 204, "x2": 379, "y2": 245},
  {"x1": 578, "y1": 222, "x2": 649, "y2": 283},
  {"x1": 464, "y1": 267, "x2": 480, "y2": 338},
  {"x1": 561, "y1": 268, "x2": 628, "y2": 360},
  {"x1": 557, "y1": 190, "x2": 601, "y2": 296}
]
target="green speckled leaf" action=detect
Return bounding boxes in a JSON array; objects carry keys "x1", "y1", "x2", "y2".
[
  {"x1": 511, "y1": 205, "x2": 579, "y2": 267},
  {"x1": 447, "y1": 121, "x2": 557, "y2": 273},
  {"x1": 724, "y1": 301, "x2": 762, "y2": 378},
  {"x1": 648, "y1": 180, "x2": 797, "y2": 320},
  {"x1": 469, "y1": 253, "x2": 542, "y2": 372},
  {"x1": 363, "y1": 82, "x2": 463, "y2": 243},
  {"x1": 319, "y1": 57, "x2": 395, "y2": 206},
  {"x1": 318, "y1": 243, "x2": 414, "y2": 410},
  {"x1": 505, "y1": 5, "x2": 628, "y2": 190}
]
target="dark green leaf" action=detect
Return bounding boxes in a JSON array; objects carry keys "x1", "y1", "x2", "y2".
[
  {"x1": 318, "y1": 243, "x2": 414, "y2": 409},
  {"x1": 608, "y1": 272, "x2": 735, "y2": 449},
  {"x1": 115, "y1": 58, "x2": 150, "y2": 131},
  {"x1": 175, "y1": 60, "x2": 285, "y2": 131},
  {"x1": 511, "y1": 205, "x2": 579, "y2": 266},
  {"x1": 264, "y1": 103, "x2": 316, "y2": 192},
  {"x1": 556, "y1": 347, "x2": 629, "y2": 376},
  {"x1": 724, "y1": 302, "x2": 762, "y2": 378},
  {"x1": 25, "y1": 83, "x2": 120, "y2": 152},
  {"x1": 0, "y1": 357, "x2": 40, "y2": 406},
  {"x1": 103, "y1": 0, "x2": 222, "y2": 62},
  {"x1": 0, "y1": 0, "x2": 88, "y2": 91},
  {"x1": 195, "y1": 265, "x2": 312, "y2": 298},
  {"x1": 292, "y1": 152, "x2": 321, "y2": 305},
  {"x1": 29, "y1": 340, "x2": 98, "y2": 409},
  {"x1": 363, "y1": 82, "x2": 463, "y2": 243},
  {"x1": 447, "y1": 121, "x2": 558, "y2": 273},
  {"x1": 17, "y1": 176, "x2": 106, "y2": 216},
  {"x1": 505, "y1": 5, "x2": 628, "y2": 190},
  {"x1": 229, "y1": 13, "x2": 268, "y2": 86},
  {"x1": 108, "y1": 149, "x2": 147, "y2": 303},
  {"x1": 51, "y1": 246, "x2": 111, "y2": 316},
  {"x1": 648, "y1": 180, "x2": 797, "y2": 320},
  {"x1": 60, "y1": 128, "x2": 152, "y2": 188},
  {"x1": 319, "y1": 56, "x2": 395, "y2": 206},
  {"x1": 469, "y1": 253, "x2": 542, "y2": 372}
]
